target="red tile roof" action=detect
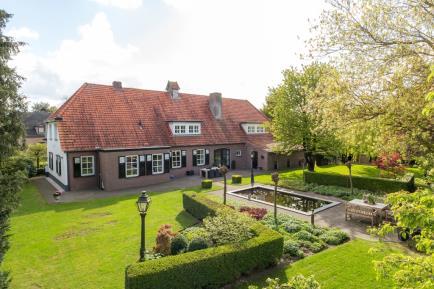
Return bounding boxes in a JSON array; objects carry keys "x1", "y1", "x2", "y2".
[{"x1": 49, "y1": 83, "x2": 272, "y2": 152}]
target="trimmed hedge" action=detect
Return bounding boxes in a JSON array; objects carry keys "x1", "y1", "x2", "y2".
[
  {"x1": 304, "y1": 171, "x2": 415, "y2": 193},
  {"x1": 232, "y1": 174, "x2": 242, "y2": 184},
  {"x1": 125, "y1": 193, "x2": 284, "y2": 289},
  {"x1": 201, "y1": 179, "x2": 212, "y2": 189}
]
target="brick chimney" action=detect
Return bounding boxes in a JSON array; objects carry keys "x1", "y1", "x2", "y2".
[
  {"x1": 166, "y1": 81, "x2": 180, "y2": 99},
  {"x1": 209, "y1": 92, "x2": 222, "y2": 119},
  {"x1": 112, "y1": 81, "x2": 122, "y2": 89}
]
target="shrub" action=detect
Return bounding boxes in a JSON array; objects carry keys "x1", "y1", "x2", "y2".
[
  {"x1": 240, "y1": 206, "x2": 268, "y2": 220},
  {"x1": 293, "y1": 230, "x2": 318, "y2": 243},
  {"x1": 248, "y1": 275, "x2": 321, "y2": 289},
  {"x1": 154, "y1": 224, "x2": 175, "y2": 255},
  {"x1": 187, "y1": 237, "x2": 209, "y2": 252},
  {"x1": 319, "y1": 229, "x2": 349, "y2": 245},
  {"x1": 181, "y1": 227, "x2": 211, "y2": 243},
  {"x1": 304, "y1": 171, "x2": 415, "y2": 193},
  {"x1": 203, "y1": 208, "x2": 254, "y2": 246},
  {"x1": 232, "y1": 174, "x2": 242, "y2": 184},
  {"x1": 170, "y1": 234, "x2": 188, "y2": 255},
  {"x1": 125, "y1": 193, "x2": 284, "y2": 289},
  {"x1": 201, "y1": 179, "x2": 212, "y2": 189},
  {"x1": 283, "y1": 240, "x2": 304, "y2": 258}
]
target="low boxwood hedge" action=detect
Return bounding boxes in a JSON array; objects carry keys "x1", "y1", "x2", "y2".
[
  {"x1": 125, "y1": 193, "x2": 284, "y2": 289},
  {"x1": 232, "y1": 175, "x2": 242, "y2": 184},
  {"x1": 304, "y1": 171, "x2": 415, "y2": 193},
  {"x1": 201, "y1": 179, "x2": 213, "y2": 189}
]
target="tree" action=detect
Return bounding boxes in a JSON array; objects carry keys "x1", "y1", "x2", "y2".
[
  {"x1": 266, "y1": 63, "x2": 342, "y2": 171},
  {"x1": 369, "y1": 189, "x2": 434, "y2": 289},
  {"x1": 31, "y1": 101, "x2": 57, "y2": 113},
  {"x1": 0, "y1": 10, "x2": 27, "y2": 288},
  {"x1": 308, "y1": 0, "x2": 434, "y2": 162},
  {"x1": 26, "y1": 143, "x2": 47, "y2": 168}
]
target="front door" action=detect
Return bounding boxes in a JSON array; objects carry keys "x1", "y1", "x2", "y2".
[
  {"x1": 252, "y1": 151, "x2": 258, "y2": 169},
  {"x1": 214, "y1": 148, "x2": 230, "y2": 168}
]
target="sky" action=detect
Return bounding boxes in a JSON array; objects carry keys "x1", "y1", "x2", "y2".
[{"x1": 3, "y1": 0, "x2": 327, "y2": 108}]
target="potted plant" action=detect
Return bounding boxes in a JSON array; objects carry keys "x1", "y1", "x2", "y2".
[{"x1": 53, "y1": 191, "x2": 62, "y2": 201}]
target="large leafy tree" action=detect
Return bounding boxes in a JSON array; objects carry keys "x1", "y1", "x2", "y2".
[
  {"x1": 31, "y1": 101, "x2": 57, "y2": 113},
  {"x1": 0, "y1": 10, "x2": 27, "y2": 288},
  {"x1": 266, "y1": 63, "x2": 342, "y2": 171},
  {"x1": 370, "y1": 189, "x2": 434, "y2": 289},
  {"x1": 308, "y1": 0, "x2": 434, "y2": 162}
]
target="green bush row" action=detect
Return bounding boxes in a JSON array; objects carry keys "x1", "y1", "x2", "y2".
[
  {"x1": 125, "y1": 193, "x2": 284, "y2": 289},
  {"x1": 303, "y1": 171, "x2": 415, "y2": 193},
  {"x1": 201, "y1": 179, "x2": 212, "y2": 189},
  {"x1": 232, "y1": 174, "x2": 242, "y2": 184}
]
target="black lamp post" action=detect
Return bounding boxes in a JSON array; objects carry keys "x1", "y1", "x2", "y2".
[
  {"x1": 219, "y1": 165, "x2": 229, "y2": 205},
  {"x1": 136, "y1": 191, "x2": 151, "y2": 262},
  {"x1": 271, "y1": 172, "x2": 279, "y2": 228},
  {"x1": 250, "y1": 151, "x2": 255, "y2": 187}
]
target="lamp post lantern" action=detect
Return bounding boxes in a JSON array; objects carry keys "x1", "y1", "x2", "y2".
[
  {"x1": 271, "y1": 172, "x2": 279, "y2": 227},
  {"x1": 136, "y1": 191, "x2": 151, "y2": 262},
  {"x1": 250, "y1": 151, "x2": 255, "y2": 187},
  {"x1": 219, "y1": 165, "x2": 229, "y2": 205}
]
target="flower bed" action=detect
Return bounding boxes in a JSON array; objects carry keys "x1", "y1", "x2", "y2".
[{"x1": 261, "y1": 213, "x2": 349, "y2": 259}]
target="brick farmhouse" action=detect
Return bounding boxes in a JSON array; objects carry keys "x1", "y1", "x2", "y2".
[{"x1": 46, "y1": 81, "x2": 303, "y2": 191}]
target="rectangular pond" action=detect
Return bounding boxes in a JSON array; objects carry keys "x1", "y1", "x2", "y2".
[{"x1": 228, "y1": 185, "x2": 340, "y2": 216}]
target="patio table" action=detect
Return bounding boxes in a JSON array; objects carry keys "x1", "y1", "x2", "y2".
[{"x1": 348, "y1": 199, "x2": 389, "y2": 223}]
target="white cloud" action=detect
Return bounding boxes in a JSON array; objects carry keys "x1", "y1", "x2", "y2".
[
  {"x1": 12, "y1": 1, "x2": 327, "y2": 108},
  {"x1": 7, "y1": 27, "x2": 39, "y2": 40},
  {"x1": 91, "y1": 0, "x2": 142, "y2": 9},
  {"x1": 12, "y1": 12, "x2": 139, "y2": 105}
]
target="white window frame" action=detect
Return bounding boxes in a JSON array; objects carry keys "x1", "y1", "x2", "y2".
[
  {"x1": 196, "y1": 149, "x2": 205, "y2": 166},
  {"x1": 125, "y1": 155, "x2": 139, "y2": 178},
  {"x1": 152, "y1": 154, "x2": 164, "y2": 174},
  {"x1": 48, "y1": 123, "x2": 52, "y2": 140},
  {"x1": 53, "y1": 123, "x2": 58, "y2": 141},
  {"x1": 171, "y1": 150, "x2": 181, "y2": 169},
  {"x1": 236, "y1": 150, "x2": 242, "y2": 157},
  {"x1": 256, "y1": 126, "x2": 265, "y2": 133},
  {"x1": 81, "y1": 156, "x2": 95, "y2": 176},
  {"x1": 247, "y1": 125, "x2": 255, "y2": 133},
  {"x1": 171, "y1": 122, "x2": 201, "y2": 136},
  {"x1": 244, "y1": 123, "x2": 266, "y2": 134}
]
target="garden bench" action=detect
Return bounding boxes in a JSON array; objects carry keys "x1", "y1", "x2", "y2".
[{"x1": 345, "y1": 202, "x2": 381, "y2": 226}]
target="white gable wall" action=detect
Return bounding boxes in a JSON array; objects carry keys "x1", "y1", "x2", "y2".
[{"x1": 46, "y1": 122, "x2": 68, "y2": 188}]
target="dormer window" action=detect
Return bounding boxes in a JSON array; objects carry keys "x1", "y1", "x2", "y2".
[
  {"x1": 243, "y1": 123, "x2": 266, "y2": 134},
  {"x1": 170, "y1": 122, "x2": 201, "y2": 136}
]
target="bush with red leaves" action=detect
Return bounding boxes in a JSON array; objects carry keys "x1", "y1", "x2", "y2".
[
  {"x1": 154, "y1": 224, "x2": 176, "y2": 255},
  {"x1": 239, "y1": 206, "x2": 268, "y2": 220},
  {"x1": 373, "y1": 152, "x2": 405, "y2": 178}
]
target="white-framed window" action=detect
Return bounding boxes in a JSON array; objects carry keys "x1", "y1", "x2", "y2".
[
  {"x1": 81, "y1": 156, "x2": 95, "y2": 176},
  {"x1": 171, "y1": 122, "x2": 201, "y2": 135},
  {"x1": 243, "y1": 123, "x2": 266, "y2": 134},
  {"x1": 171, "y1": 150, "x2": 181, "y2": 168},
  {"x1": 174, "y1": 125, "x2": 186, "y2": 134},
  {"x1": 53, "y1": 123, "x2": 58, "y2": 141},
  {"x1": 126, "y1": 155, "x2": 139, "y2": 177},
  {"x1": 48, "y1": 123, "x2": 52, "y2": 140},
  {"x1": 236, "y1": 150, "x2": 242, "y2": 157},
  {"x1": 152, "y1": 154, "x2": 164, "y2": 174},
  {"x1": 196, "y1": 149, "x2": 205, "y2": 166},
  {"x1": 256, "y1": 126, "x2": 265, "y2": 133}
]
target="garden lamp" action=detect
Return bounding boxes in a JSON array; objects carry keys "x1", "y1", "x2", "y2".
[
  {"x1": 250, "y1": 151, "x2": 255, "y2": 187},
  {"x1": 136, "y1": 191, "x2": 151, "y2": 262}
]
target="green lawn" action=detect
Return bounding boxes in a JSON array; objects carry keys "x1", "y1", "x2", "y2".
[
  {"x1": 3, "y1": 182, "x2": 220, "y2": 289},
  {"x1": 237, "y1": 239, "x2": 409, "y2": 289}
]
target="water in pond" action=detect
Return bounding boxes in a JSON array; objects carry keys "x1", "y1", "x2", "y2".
[{"x1": 231, "y1": 186, "x2": 331, "y2": 213}]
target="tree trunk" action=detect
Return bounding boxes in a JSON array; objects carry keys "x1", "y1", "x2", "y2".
[{"x1": 304, "y1": 151, "x2": 315, "y2": 172}]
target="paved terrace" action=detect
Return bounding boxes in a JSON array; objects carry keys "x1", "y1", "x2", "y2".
[{"x1": 33, "y1": 170, "x2": 389, "y2": 240}]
